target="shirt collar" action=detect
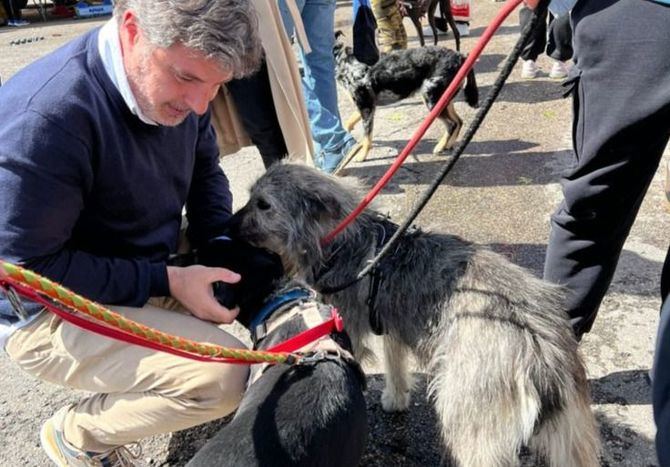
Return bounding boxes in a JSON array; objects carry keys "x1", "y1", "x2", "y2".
[{"x1": 97, "y1": 19, "x2": 157, "y2": 126}]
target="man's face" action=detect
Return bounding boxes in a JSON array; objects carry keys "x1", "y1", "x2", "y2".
[{"x1": 120, "y1": 11, "x2": 232, "y2": 126}]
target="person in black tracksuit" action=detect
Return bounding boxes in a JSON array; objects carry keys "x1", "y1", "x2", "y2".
[{"x1": 537, "y1": 0, "x2": 670, "y2": 462}]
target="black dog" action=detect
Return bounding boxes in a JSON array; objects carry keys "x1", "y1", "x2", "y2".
[
  {"x1": 333, "y1": 33, "x2": 478, "y2": 172},
  {"x1": 400, "y1": 0, "x2": 460, "y2": 50},
  {"x1": 182, "y1": 237, "x2": 368, "y2": 467}
]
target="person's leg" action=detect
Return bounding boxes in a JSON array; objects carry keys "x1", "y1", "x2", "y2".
[
  {"x1": 546, "y1": 13, "x2": 572, "y2": 79},
  {"x1": 226, "y1": 59, "x2": 288, "y2": 168},
  {"x1": 371, "y1": 0, "x2": 407, "y2": 53},
  {"x1": 2, "y1": 0, "x2": 23, "y2": 22},
  {"x1": 279, "y1": 0, "x2": 357, "y2": 172},
  {"x1": 543, "y1": 0, "x2": 670, "y2": 337},
  {"x1": 5, "y1": 304, "x2": 249, "y2": 452},
  {"x1": 653, "y1": 297, "x2": 670, "y2": 466},
  {"x1": 519, "y1": 6, "x2": 548, "y2": 62},
  {"x1": 546, "y1": 13, "x2": 572, "y2": 62}
]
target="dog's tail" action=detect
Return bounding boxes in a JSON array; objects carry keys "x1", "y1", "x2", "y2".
[{"x1": 463, "y1": 66, "x2": 479, "y2": 109}]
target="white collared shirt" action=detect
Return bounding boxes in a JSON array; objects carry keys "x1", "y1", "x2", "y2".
[{"x1": 97, "y1": 19, "x2": 157, "y2": 125}]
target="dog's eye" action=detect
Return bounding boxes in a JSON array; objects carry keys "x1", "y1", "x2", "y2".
[{"x1": 256, "y1": 198, "x2": 271, "y2": 211}]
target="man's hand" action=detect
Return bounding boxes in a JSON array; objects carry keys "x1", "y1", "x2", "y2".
[
  {"x1": 167, "y1": 265, "x2": 241, "y2": 324},
  {"x1": 524, "y1": 0, "x2": 540, "y2": 8}
]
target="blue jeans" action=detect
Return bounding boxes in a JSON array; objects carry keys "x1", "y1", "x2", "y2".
[{"x1": 279, "y1": 0, "x2": 356, "y2": 172}]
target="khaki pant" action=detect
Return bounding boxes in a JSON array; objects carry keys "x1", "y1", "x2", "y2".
[
  {"x1": 371, "y1": 0, "x2": 408, "y2": 53},
  {"x1": 5, "y1": 301, "x2": 249, "y2": 452}
]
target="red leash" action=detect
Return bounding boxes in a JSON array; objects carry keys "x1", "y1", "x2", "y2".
[{"x1": 322, "y1": 0, "x2": 524, "y2": 244}]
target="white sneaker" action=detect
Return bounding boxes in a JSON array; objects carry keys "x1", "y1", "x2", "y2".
[
  {"x1": 549, "y1": 60, "x2": 569, "y2": 79},
  {"x1": 521, "y1": 60, "x2": 539, "y2": 79}
]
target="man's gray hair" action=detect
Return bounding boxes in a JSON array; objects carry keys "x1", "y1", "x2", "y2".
[{"x1": 114, "y1": 0, "x2": 262, "y2": 79}]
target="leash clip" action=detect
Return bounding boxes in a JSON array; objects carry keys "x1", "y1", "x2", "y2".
[{"x1": 297, "y1": 349, "x2": 342, "y2": 366}]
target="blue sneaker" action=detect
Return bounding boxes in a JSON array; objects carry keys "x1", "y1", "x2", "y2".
[
  {"x1": 8, "y1": 19, "x2": 30, "y2": 27},
  {"x1": 315, "y1": 138, "x2": 360, "y2": 174},
  {"x1": 41, "y1": 407, "x2": 141, "y2": 466}
]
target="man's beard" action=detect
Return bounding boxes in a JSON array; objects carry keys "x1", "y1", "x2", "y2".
[{"x1": 128, "y1": 60, "x2": 190, "y2": 127}]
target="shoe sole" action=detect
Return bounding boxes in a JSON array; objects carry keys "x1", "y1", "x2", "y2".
[{"x1": 40, "y1": 420, "x2": 68, "y2": 467}]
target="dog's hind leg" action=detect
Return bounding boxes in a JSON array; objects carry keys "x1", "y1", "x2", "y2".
[
  {"x1": 439, "y1": 0, "x2": 461, "y2": 51},
  {"x1": 409, "y1": 12, "x2": 426, "y2": 46},
  {"x1": 433, "y1": 103, "x2": 462, "y2": 154},
  {"x1": 381, "y1": 335, "x2": 413, "y2": 412},
  {"x1": 427, "y1": 0, "x2": 440, "y2": 46},
  {"x1": 443, "y1": 103, "x2": 463, "y2": 150}
]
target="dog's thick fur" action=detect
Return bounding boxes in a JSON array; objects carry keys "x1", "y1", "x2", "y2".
[
  {"x1": 228, "y1": 164, "x2": 601, "y2": 467},
  {"x1": 401, "y1": 0, "x2": 460, "y2": 50},
  {"x1": 185, "y1": 238, "x2": 368, "y2": 467},
  {"x1": 333, "y1": 36, "x2": 478, "y2": 169}
]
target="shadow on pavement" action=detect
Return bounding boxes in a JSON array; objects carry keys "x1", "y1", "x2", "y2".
[
  {"x1": 597, "y1": 412, "x2": 657, "y2": 467},
  {"x1": 480, "y1": 79, "x2": 568, "y2": 103},
  {"x1": 340, "y1": 148, "x2": 574, "y2": 189},
  {"x1": 469, "y1": 24, "x2": 521, "y2": 39},
  {"x1": 486, "y1": 243, "x2": 662, "y2": 299},
  {"x1": 590, "y1": 369, "x2": 652, "y2": 406},
  {"x1": 473, "y1": 53, "x2": 507, "y2": 74}
]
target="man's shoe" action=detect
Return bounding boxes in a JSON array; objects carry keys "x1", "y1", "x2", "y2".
[
  {"x1": 549, "y1": 60, "x2": 569, "y2": 79},
  {"x1": 521, "y1": 59, "x2": 539, "y2": 79},
  {"x1": 41, "y1": 407, "x2": 141, "y2": 466}
]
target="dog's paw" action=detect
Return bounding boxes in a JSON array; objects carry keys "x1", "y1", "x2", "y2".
[
  {"x1": 381, "y1": 387, "x2": 411, "y2": 412},
  {"x1": 353, "y1": 152, "x2": 368, "y2": 162},
  {"x1": 435, "y1": 147, "x2": 455, "y2": 157}
]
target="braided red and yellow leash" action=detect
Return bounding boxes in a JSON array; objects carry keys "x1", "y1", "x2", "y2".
[{"x1": 0, "y1": 260, "x2": 341, "y2": 365}]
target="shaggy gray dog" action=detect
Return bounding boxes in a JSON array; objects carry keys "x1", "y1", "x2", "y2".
[{"x1": 229, "y1": 163, "x2": 601, "y2": 467}]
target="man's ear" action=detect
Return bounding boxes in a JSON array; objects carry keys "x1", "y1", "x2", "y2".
[{"x1": 119, "y1": 9, "x2": 141, "y2": 47}]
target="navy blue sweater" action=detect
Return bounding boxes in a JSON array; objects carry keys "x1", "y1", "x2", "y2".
[{"x1": 0, "y1": 28, "x2": 232, "y2": 320}]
